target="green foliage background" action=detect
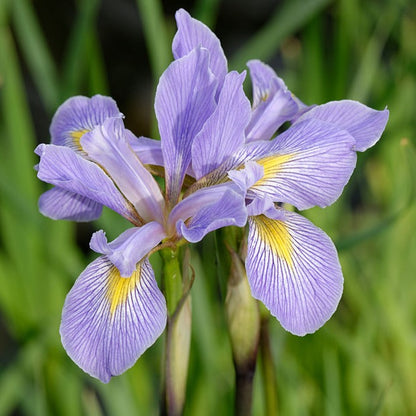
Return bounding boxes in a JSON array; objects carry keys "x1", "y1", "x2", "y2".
[{"x1": 0, "y1": 0, "x2": 415, "y2": 414}]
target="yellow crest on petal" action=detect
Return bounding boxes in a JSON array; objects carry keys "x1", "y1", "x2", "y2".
[
  {"x1": 107, "y1": 265, "x2": 140, "y2": 315},
  {"x1": 252, "y1": 153, "x2": 293, "y2": 187},
  {"x1": 252, "y1": 215, "x2": 294, "y2": 268},
  {"x1": 70, "y1": 129, "x2": 89, "y2": 151}
]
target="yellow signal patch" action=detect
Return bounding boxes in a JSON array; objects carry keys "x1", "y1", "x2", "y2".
[
  {"x1": 107, "y1": 265, "x2": 140, "y2": 315},
  {"x1": 252, "y1": 153, "x2": 293, "y2": 187},
  {"x1": 252, "y1": 215, "x2": 294, "y2": 268},
  {"x1": 70, "y1": 129, "x2": 89, "y2": 151}
]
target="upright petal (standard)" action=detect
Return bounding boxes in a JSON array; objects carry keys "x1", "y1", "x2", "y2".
[
  {"x1": 172, "y1": 8, "x2": 227, "y2": 87},
  {"x1": 155, "y1": 47, "x2": 217, "y2": 203},
  {"x1": 246, "y1": 60, "x2": 298, "y2": 142},
  {"x1": 192, "y1": 71, "x2": 251, "y2": 179}
]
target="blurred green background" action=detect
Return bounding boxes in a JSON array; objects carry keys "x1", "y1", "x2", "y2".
[{"x1": 0, "y1": 0, "x2": 415, "y2": 414}]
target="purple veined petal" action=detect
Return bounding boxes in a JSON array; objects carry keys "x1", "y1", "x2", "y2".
[
  {"x1": 60, "y1": 256, "x2": 167, "y2": 383},
  {"x1": 90, "y1": 222, "x2": 166, "y2": 277},
  {"x1": 81, "y1": 118, "x2": 165, "y2": 223},
  {"x1": 127, "y1": 132, "x2": 196, "y2": 178},
  {"x1": 246, "y1": 195, "x2": 277, "y2": 218},
  {"x1": 170, "y1": 183, "x2": 247, "y2": 243},
  {"x1": 245, "y1": 60, "x2": 298, "y2": 142},
  {"x1": 35, "y1": 143, "x2": 138, "y2": 224},
  {"x1": 39, "y1": 187, "x2": 103, "y2": 221},
  {"x1": 296, "y1": 100, "x2": 389, "y2": 151},
  {"x1": 246, "y1": 210, "x2": 343, "y2": 336},
  {"x1": 50, "y1": 95, "x2": 122, "y2": 150},
  {"x1": 238, "y1": 118, "x2": 358, "y2": 210},
  {"x1": 155, "y1": 47, "x2": 217, "y2": 204},
  {"x1": 169, "y1": 183, "x2": 241, "y2": 228},
  {"x1": 126, "y1": 132, "x2": 164, "y2": 167},
  {"x1": 228, "y1": 160, "x2": 264, "y2": 193},
  {"x1": 172, "y1": 8, "x2": 227, "y2": 87},
  {"x1": 192, "y1": 71, "x2": 251, "y2": 179},
  {"x1": 290, "y1": 96, "x2": 314, "y2": 122}
]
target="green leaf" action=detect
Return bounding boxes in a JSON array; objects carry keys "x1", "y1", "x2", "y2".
[{"x1": 11, "y1": 0, "x2": 60, "y2": 111}]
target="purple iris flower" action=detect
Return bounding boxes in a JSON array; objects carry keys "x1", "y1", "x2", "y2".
[
  {"x1": 35, "y1": 25, "x2": 249, "y2": 383},
  {"x1": 35, "y1": 8, "x2": 389, "y2": 383},
  {"x1": 167, "y1": 9, "x2": 388, "y2": 335}
]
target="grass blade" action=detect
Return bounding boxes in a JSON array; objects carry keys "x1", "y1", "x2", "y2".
[{"x1": 11, "y1": 0, "x2": 60, "y2": 111}]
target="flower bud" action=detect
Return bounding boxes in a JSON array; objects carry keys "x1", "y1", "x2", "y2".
[{"x1": 225, "y1": 248, "x2": 260, "y2": 371}]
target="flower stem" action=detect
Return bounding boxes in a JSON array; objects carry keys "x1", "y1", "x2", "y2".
[
  {"x1": 161, "y1": 248, "x2": 183, "y2": 316},
  {"x1": 160, "y1": 248, "x2": 192, "y2": 416},
  {"x1": 259, "y1": 316, "x2": 278, "y2": 415}
]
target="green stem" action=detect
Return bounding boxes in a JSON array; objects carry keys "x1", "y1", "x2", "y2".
[
  {"x1": 160, "y1": 248, "x2": 191, "y2": 416},
  {"x1": 161, "y1": 248, "x2": 183, "y2": 316},
  {"x1": 259, "y1": 317, "x2": 278, "y2": 415}
]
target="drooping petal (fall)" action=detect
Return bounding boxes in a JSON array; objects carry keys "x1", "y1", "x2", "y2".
[
  {"x1": 172, "y1": 8, "x2": 227, "y2": 87},
  {"x1": 50, "y1": 95, "x2": 121, "y2": 150},
  {"x1": 90, "y1": 222, "x2": 166, "y2": 277},
  {"x1": 245, "y1": 60, "x2": 298, "y2": 142},
  {"x1": 296, "y1": 100, "x2": 389, "y2": 151},
  {"x1": 192, "y1": 71, "x2": 251, "y2": 179},
  {"x1": 246, "y1": 210, "x2": 343, "y2": 336},
  {"x1": 237, "y1": 118, "x2": 357, "y2": 210},
  {"x1": 35, "y1": 143, "x2": 138, "y2": 224},
  {"x1": 81, "y1": 117, "x2": 165, "y2": 223},
  {"x1": 39, "y1": 187, "x2": 102, "y2": 221},
  {"x1": 155, "y1": 47, "x2": 217, "y2": 203},
  {"x1": 60, "y1": 257, "x2": 167, "y2": 383}
]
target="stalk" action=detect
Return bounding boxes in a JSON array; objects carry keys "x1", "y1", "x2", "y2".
[
  {"x1": 160, "y1": 248, "x2": 192, "y2": 416},
  {"x1": 259, "y1": 316, "x2": 278, "y2": 416}
]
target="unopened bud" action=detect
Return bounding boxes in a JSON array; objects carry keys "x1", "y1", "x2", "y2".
[{"x1": 225, "y1": 248, "x2": 260, "y2": 370}]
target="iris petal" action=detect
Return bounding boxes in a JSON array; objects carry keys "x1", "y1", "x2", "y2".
[
  {"x1": 173, "y1": 8, "x2": 227, "y2": 86},
  {"x1": 39, "y1": 187, "x2": 102, "y2": 221},
  {"x1": 246, "y1": 210, "x2": 343, "y2": 336},
  {"x1": 127, "y1": 134, "x2": 164, "y2": 167},
  {"x1": 81, "y1": 117, "x2": 165, "y2": 223},
  {"x1": 237, "y1": 118, "x2": 357, "y2": 210},
  {"x1": 245, "y1": 60, "x2": 298, "y2": 142},
  {"x1": 50, "y1": 95, "x2": 121, "y2": 149},
  {"x1": 296, "y1": 100, "x2": 389, "y2": 152},
  {"x1": 35, "y1": 143, "x2": 137, "y2": 223},
  {"x1": 170, "y1": 184, "x2": 247, "y2": 242},
  {"x1": 192, "y1": 71, "x2": 251, "y2": 179},
  {"x1": 60, "y1": 257, "x2": 167, "y2": 383},
  {"x1": 155, "y1": 47, "x2": 217, "y2": 203},
  {"x1": 90, "y1": 222, "x2": 166, "y2": 277}
]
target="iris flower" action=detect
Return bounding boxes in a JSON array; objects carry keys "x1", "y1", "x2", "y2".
[{"x1": 35, "y1": 9, "x2": 388, "y2": 382}]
